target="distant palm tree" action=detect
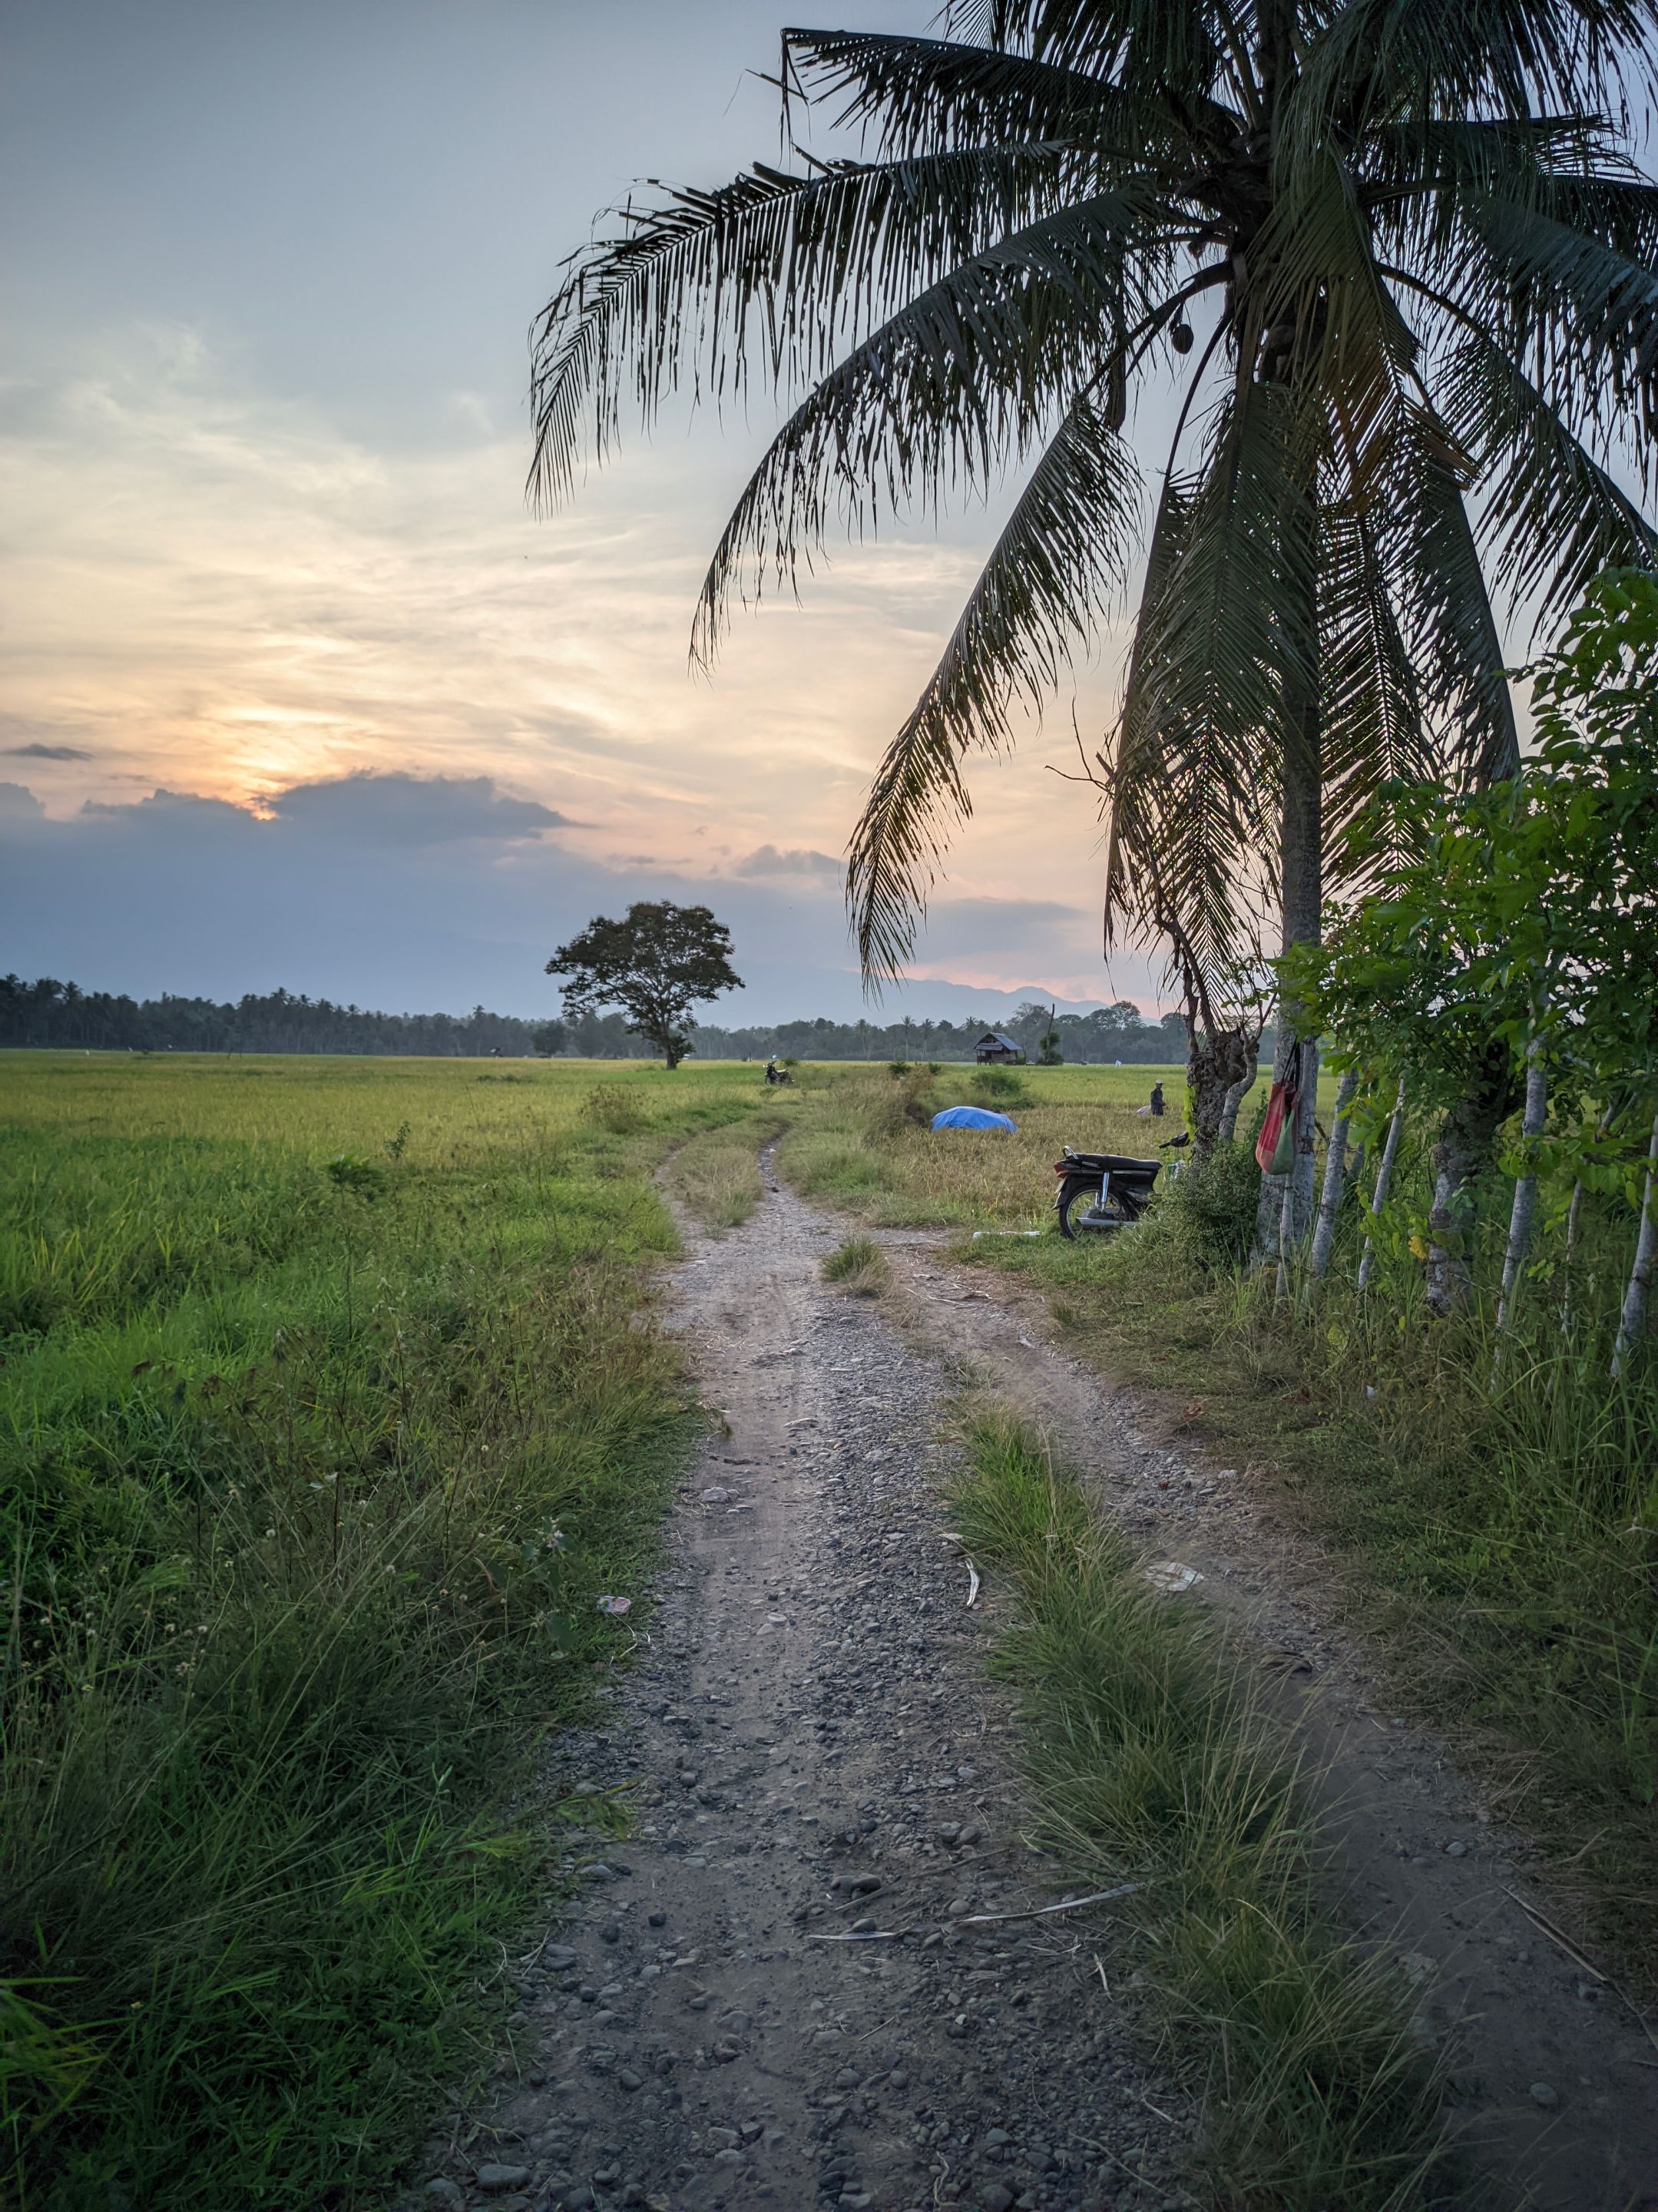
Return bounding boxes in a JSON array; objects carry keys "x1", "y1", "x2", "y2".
[{"x1": 530, "y1": 0, "x2": 1658, "y2": 1229}]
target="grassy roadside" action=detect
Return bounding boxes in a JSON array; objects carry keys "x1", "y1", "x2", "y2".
[
  {"x1": 663, "y1": 1099, "x2": 792, "y2": 1228},
  {"x1": 0, "y1": 1053, "x2": 769, "y2": 2210},
  {"x1": 777, "y1": 1065, "x2": 1658, "y2": 1983},
  {"x1": 954, "y1": 1413, "x2": 1451, "y2": 2211}
]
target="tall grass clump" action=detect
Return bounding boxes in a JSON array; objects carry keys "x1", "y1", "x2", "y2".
[
  {"x1": 0, "y1": 1051, "x2": 763, "y2": 2208},
  {"x1": 955, "y1": 1414, "x2": 1451, "y2": 2211},
  {"x1": 820, "y1": 1236, "x2": 890, "y2": 1297}
]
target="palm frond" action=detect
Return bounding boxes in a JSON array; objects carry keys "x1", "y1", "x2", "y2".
[
  {"x1": 782, "y1": 28, "x2": 1187, "y2": 161},
  {"x1": 1101, "y1": 383, "x2": 1315, "y2": 991},
  {"x1": 528, "y1": 147, "x2": 1080, "y2": 505},
  {"x1": 1438, "y1": 330, "x2": 1658, "y2": 628},
  {"x1": 690, "y1": 184, "x2": 1183, "y2": 658},
  {"x1": 1295, "y1": 0, "x2": 1657, "y2": 141},
  {"x1": 1381, "y1": 399, "x2": 1520, "y2": 784},
  {"x1": 1318, "y1": 502, "x2": 1437, "y2": 886},
  {"x1": 1448, "y1": 198, "x2": 1658, "y2": 448},
  {"x1": 847, "y1": 391, "x2": 1145, "y2": 981}
]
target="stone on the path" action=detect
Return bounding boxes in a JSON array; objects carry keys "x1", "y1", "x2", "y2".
[{"x1": 473, "y1": 2163, "x2": 531, "y2": 2193}]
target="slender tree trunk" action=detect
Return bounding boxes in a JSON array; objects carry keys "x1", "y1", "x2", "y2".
[
  {"x1": 1184, "y1": 1017, "x2": 1255, "y2": 1159},
  {"x1": 1426, "y1": 1040, "x2": 1519, "y2": 1316},
  {"x1": 1358, "y1": 1078, "x2": 1406, "y2": 1291},
  {"x1": 1494, "y1": 1027, "x2": 1549, "y2": 1347},
  {"x1": 1219, "y1": 1062, "x2": 1258, "y2": 1144},
  {"x1": 1612, "y1": 1108, "x2": 1658, "y2": 1382},
  {"x1": 1309, "y1": 1068, "x2": 1358, "y2": 1278}
]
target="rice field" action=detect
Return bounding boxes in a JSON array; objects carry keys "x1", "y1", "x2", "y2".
[{"x1": 0, "y1": 1051, "x2": 770, "y2": 2209}]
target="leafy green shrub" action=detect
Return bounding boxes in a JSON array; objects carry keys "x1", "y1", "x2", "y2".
[
  {"x1": 971, "y1": 1067, "x2": 1028, "y2": 1107},
  {"x1": 1160, "y1": 1143, "x2": 1262, "y2": 1270},
  {"x1": 865, "y1": 1069, "x2": 935, "y2": 1137},
  {"x1": 324, "y1": 1151, "x2": 388, "y2": 1200},
  {"x1": 581, "y1": 1083, "x2": 647, "y2": 1134}
]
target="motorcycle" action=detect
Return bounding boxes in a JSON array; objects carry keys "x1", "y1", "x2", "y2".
[{"x1": 1052, "y1": 1146, "x2": 1162, "y2": 1239}]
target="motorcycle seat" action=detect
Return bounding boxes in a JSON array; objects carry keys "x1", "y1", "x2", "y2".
[{"x1": 1060, "y1": 1150, "x2": 1160, "y2": 1176}]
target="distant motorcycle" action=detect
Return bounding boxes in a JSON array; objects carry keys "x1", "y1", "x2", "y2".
[
  {"x1": 1052, "y1": 1146, "x2": 1161, "y2": 1239},
  {"x1": 763, "y1": 1061, "x2": 794, "y2": 1087}
]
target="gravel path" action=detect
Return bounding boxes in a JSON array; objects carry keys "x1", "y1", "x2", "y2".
[
  {"x1": 406, "y1": 1145, "x2": 1658, "y2": 2212},
  {"x1": 406, "y1": 1150, "x2": 1194, "y2": 2212}
]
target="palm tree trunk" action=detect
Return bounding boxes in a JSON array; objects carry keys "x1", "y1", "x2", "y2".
[
  {"x1": 1612, "y1": 1108, "x2": 1658, "y2": 1382},
  {"x1": 1309, "y1": 1068, "x2": 1358, "y2": 1278},
  {"x1": 1359, "y1": 1078, "x2": 1406, "y2": 1291},
  {"x1": 1254, "y1": 634, "x2": 1322, "y2": 1264}
]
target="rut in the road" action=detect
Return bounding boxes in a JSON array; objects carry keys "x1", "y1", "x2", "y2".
[{"x1": 409, "y1": 1151, "x2": 1193, "y2": 2212}]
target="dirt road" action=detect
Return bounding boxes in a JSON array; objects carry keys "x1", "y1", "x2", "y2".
[
  {"x1": 409, "y1": 1151, "x2": 1193, "y2": 2212},
  {"x1": 408, "y1": 1151, "x2": 1658, "y2": 2212}
]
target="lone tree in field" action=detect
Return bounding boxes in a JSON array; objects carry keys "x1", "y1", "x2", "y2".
[
  {"x1": 547, "y1": 901, "x2": 741, "y2": 1068},
  {"x1": 531, "y1": 0, "x2": 1658, "y2": 1229}
]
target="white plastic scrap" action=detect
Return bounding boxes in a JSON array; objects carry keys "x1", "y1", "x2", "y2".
[{"x1": 1143, "y1": 1561, "x2": 1204, "y2": 1594}]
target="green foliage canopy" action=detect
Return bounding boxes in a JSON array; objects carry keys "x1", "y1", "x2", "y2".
[
  {"x1": 546, "y1": 899, "x2": 743, "y2": 1068},
  {"x1": 1291, "y1": 570, "x2": 1658, "y2": 1197}
]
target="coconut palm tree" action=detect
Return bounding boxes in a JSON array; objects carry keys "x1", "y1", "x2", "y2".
[{"x1": 530, "y1": 0, "x2": 1658, "y2": 1238}]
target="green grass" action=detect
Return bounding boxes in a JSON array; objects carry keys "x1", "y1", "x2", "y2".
[
  {"x1": 0, "y1": 1051, "x2": 769, "y2": 2209},
  {"x1": 778, "y1": 1058, "x2": 1197, "y2": 1226},
  {"x1": 664, "y1": 1101, "x2": 792, "y2": 1229},
  {"x1": 819, "y1": 1235, "x2": 891, "y2": 1297},
  {"x1": 955, "y1": 1413, "x2": 1451, "y2": 2212}
]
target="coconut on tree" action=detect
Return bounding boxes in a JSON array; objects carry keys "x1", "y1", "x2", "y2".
[{"x1": 530, "y1": 0, "x2": 1658, "y2": 1250}]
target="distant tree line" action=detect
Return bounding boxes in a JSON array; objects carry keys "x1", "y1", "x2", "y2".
[
  {"x1": 0, "y1": 977, "x2": 544, "y2": 1058},
  {"x1": 2, "y1": 978, "x2": 1220, "y2": 1063},
  {"x1": 695, "y1": 999, "x2": 1221, "y2": 1064}
]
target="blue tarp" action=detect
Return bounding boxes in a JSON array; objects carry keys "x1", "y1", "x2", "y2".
[{"x1": 930, "y1": 1105, "x2": 1018, "y2": 1132}]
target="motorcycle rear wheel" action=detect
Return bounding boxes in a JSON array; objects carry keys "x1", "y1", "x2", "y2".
[{"x1": 1057, "y1": 1178, "x2": 1136, "y2": 1239}]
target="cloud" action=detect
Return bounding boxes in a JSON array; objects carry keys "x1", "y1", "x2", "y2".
[
  {"x1": 0, "y1": 782, "x2": 45, "y2": 819},
  {"x1": 264, "y1": 770, "x2": 574, "y2": 846},
  {"x1": 733, "y1": 844, "x2": 842, "y2": 878},
  {"x1": 922, "y1": 894, "x2": 1090, "y2": 959},
  {"x1": 5, "y1": 742, "x2": 94, "y2": 762}
]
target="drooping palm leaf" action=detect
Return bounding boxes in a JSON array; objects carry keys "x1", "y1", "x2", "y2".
[
  {"x1": 531, "y1": 147, "x2": 1080, "y2": 502},
  {"x1": 848, "y1": 389, "x2": 1145, "y2": 979},
  {"x1": 688, "y1": 184, "x2": 1187, "y2": 658},
  {"x1": 1319, "y1": 502, "x2": 1438, "y2": 882},
  {"x1": 1439, "y1": 330, "x2": 1658, "y2": 626}
]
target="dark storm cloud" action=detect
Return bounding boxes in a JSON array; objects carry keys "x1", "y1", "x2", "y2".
[
  {"x1": 265, "y1": 770, "x2": 574, "y2": 846},
  {"x1": 5, "y1": 742, "x2": 95, "y2": 762}
]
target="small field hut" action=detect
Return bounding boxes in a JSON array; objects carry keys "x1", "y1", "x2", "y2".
[{"x1": 973, "y1": 1029, "x2": 1026, "y2": 1065}]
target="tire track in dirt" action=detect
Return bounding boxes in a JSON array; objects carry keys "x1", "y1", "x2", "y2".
[
  {"x1": 873, "y1": 1234, "x2": 1658, "y2": 2212},
  {"x1": 405, "y1": 1151, "x2": 1196, "y2": 2212}
]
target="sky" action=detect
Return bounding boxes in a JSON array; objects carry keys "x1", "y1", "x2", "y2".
[{"x1": 1, "y1": 0, "x2": 1173, "y2": 1025}]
